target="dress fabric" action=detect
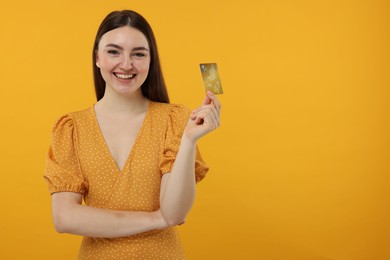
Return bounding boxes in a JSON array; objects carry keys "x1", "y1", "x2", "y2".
[{"x1": 44, "y1": 101, "x2": 208, "y2": 259}]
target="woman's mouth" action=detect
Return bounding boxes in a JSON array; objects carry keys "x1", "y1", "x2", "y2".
[{"x1": 113, "y1": 73, "x2": 136, "y2": 79}]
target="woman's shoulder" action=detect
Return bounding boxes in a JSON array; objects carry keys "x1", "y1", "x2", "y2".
[
  {"x1": 149, "y1": 102, "x2": 191, "y2": 131},
  {"x1": 150, "y1": 101, "x2": 191, "y2": 117},
  {"x1": 68, "y1": 107, "x2": 94, "y2": 120},
  {"x1": 51, "y1": 107, "x2": 94, "y2": 132}
]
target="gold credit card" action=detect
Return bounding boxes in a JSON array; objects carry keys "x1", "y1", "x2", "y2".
[{"x1": 200, "y1": 63, "x2": 223, "y2": 94}]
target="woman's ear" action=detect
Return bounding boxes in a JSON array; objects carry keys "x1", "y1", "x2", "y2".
[{"x1": 95, "y1": 53, "x2": 100, "y2": 68}]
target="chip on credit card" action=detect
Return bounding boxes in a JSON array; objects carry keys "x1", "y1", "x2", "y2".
[{"x1": 199, "y1": 63, "x2": 223, "y2": 95}]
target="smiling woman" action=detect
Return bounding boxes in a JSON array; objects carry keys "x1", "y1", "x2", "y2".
[
  {"x1": 92, "y1": 10, "x2": 169, "y2": 103},
  {"x1": 96, "y1": 27, "x2": 151, "y2": 98},
  {"x1": 43, "y1": 10, "x2": 221, "y2": 259}
]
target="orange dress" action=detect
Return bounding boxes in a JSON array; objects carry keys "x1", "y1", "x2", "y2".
[{"x1": 44, "y1": 101, "x2": 208, "y2": 259}]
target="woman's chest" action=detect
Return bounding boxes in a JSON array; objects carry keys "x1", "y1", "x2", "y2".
[
  {"x1": 75, "y1": 120, "x2": 167, "y2": 209},
  {"x1": 98, "y1": 115, "x2": 144, "y2": 172}
]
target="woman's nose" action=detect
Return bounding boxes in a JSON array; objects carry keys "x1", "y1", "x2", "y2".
[{"x1": 120, "y1": 56, "x2": 133, "y2": 70}]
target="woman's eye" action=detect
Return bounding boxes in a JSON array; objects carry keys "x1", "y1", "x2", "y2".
[
  {"x1": 108, "y1": 50, "x2": 119, "y2": 55},
  {"x1": 132, "y1": 53, "x2": 147, "y2": 58}
]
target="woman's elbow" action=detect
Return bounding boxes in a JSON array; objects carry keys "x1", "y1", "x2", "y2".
[
  {"x1": 160, "y1": 204, "x2": 191, "y2": 226},
  {"x1": 52, "y1": 208, "x2": 75, "y2": 234},
  {"x1": 165, "y1": 215, "x2": 186, "y2": 226},
  {"x1": 51, "y1": 192, "x2": 82, "y2": 234},
  {"x1": 52, "y1": 212, "x2": 68, "y2": 233}
]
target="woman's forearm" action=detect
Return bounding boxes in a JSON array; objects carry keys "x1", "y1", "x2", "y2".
[
  {"x1": 52, "y1": 192, "x2": 168, "y2": 238},
  {"x1": 159, "y1": 136, "x2": 197, "y2": 226},
  {"x1": 159, "y1": 92, "x2": 221, "y2": 226}
]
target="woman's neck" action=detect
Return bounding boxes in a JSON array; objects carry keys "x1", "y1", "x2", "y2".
[{"x1": 95, "y1": 88, "x2": 149, "y2": 118}]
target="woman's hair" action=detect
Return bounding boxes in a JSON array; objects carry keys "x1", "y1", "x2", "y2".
[{"x1": 92, "y1": 10, "x2": 169, "y2": 103}]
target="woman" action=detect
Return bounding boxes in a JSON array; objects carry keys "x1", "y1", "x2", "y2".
[{"x1": 44, "y1": 10, "x2": 221, "y2": 259}]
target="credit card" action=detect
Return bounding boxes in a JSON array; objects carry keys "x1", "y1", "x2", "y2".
[{"x1": 199, "y1": 63, "x2": 223, "y2": 94}]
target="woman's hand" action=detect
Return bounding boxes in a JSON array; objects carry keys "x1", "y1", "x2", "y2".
[
  {"x1": 152, "y1": 209, "x2": 171, "y2": 228},
  {"x1": 184, "y1": 91, "x2": 222, "y2": 143}
]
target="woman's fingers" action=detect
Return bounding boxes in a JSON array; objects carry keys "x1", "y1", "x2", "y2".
[
  {"x1": 192, "y1": 105, "x2": 220, "y2": 129},
  {"x1": 206, "y1": 91, "x2": 222, "y2": 114},
  {"x1": 187, "y1": 92, "x2": 221, "y2": 140},
  {"x1": 191, "y1": 91, "x2": 221, "y2": 119},
  {"x1": 190, "y1": 108, "x2": 200, "y2": 120},
  {"x1": 185, "y1": 93, "x2": 222, "y2": 142},
  {"x1": 202, "y1": 93, "x2": 213, "y2": 106}
]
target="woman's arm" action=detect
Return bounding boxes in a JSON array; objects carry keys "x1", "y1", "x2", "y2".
[
  {"x1": 160, "y1": 91, "x2": 221, "y2": 225},
  {"x1": 159, "y1": 138, "x2": 197, "y2": 226},
  {"x1": 52, "y1": 192, "x2": 168, "y2": 238}
]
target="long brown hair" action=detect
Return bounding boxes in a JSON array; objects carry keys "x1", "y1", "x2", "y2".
[{"x1": 92, "y1": 10, "x2": 169, "y2": 103}]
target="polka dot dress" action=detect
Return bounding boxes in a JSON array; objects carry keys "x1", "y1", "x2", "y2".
[{"x1": 44, "y1": 101, "x2": 208, "y2": 259}]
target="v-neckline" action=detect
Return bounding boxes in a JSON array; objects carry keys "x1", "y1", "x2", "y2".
[{"x1": 91, "y1": 101, "x2": 152, "y2": 174}]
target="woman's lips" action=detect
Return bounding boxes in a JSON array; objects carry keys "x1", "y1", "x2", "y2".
[{"x1": 113, "y1": 72, "x2": 136, "y2": 79}]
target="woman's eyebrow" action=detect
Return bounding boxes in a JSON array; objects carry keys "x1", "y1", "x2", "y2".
[
  {"x1": 104, "y1": 44, "x2": 149, "y2": 52},
  {"x1": 132, "y1": 47, "x2": 149, "y2": 52},
  {"x1": 105, "y1": 43, "x2": 123, "y2": 50}
]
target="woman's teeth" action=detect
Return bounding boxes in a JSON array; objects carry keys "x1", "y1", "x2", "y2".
[{"x1": 114, "y1": 73, "x2": 135, "y2": 79}]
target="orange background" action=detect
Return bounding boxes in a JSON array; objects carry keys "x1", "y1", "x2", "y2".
[{"x1": 0, "y1": 0, "x2": 389, "y2": 259}]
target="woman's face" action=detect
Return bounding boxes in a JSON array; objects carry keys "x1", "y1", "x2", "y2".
[{"x1": 96, "y1": 26, "x2": 151, "y2": 97}]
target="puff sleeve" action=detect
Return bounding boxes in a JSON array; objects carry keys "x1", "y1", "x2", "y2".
[
  {"x1": 43, "y1": 115, "x2": 88, "y2": 195},
  {"x1": 159, "y1": 104, "x2": 209, "y2": 183}
]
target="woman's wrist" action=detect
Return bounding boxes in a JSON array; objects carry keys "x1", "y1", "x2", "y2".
[{"x1": 181, "y1": 132, "x2": 198, "y2": 147}]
